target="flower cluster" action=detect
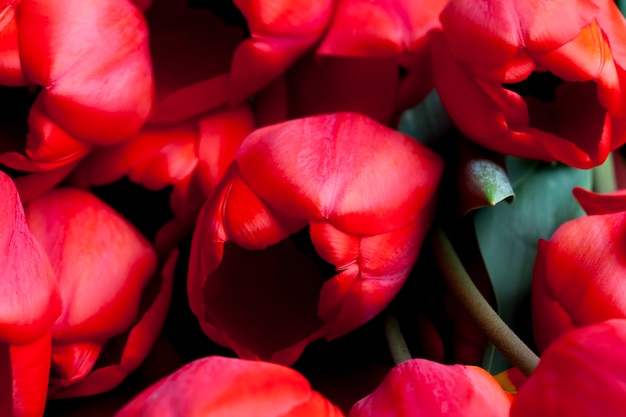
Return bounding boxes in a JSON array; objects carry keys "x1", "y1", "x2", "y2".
[{"x1": 2, "y1": 0, "x2": 626, "y2": 416}]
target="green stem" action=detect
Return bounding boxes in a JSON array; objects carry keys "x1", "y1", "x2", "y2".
[
  {"x1": 432, "y1": 229, "x2": 539, "y2": 376},
  {"x1": 384, "y1": 314, "x2": 412, "y2": 365},
  {"x1": 593, "y1": 152, "x2": 616, "y2": 194}
]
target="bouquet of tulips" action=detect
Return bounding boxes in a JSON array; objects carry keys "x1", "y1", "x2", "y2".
[{"x1": 3, "y1": 0, "x2": 626, "y2": 416}]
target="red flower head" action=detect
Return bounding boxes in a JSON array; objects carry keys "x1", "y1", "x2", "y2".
[
  {"x1": 23, "y1": 188, "x2": 174, "y2": 398},
  {"x1": 114, "y1": 356, "x2": 344, "y2": 417},
  {"x1": 432, "y1": 0, "x2": 626, "y2": 168},
  {"x1": 66, "y1": 0, "x2": 256, "y2": 254},
  {"x1": 512, "y1": 319, "x2": 626, "y2": 416},
  {"x1": 230, "y1": 0, "x2": 446, "y2": 126},
  {"x1": 0, "y1": 0, "x2": 153, "y2": 171},
  {"x1": 349, "y1": 359, "x2": 512, "y2": 417},
  {"x1": 188, "y1": 112, "x2": 443, "y2": 365},
  {"x1": 532, "y1": 187, "x2": 626, "y2": 352},
  {"x1": 0, "y1": 170, "x2": 61, "y2": 417}
]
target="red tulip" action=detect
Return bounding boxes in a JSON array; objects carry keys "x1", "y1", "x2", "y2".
[
  {"x1": 230, "y1": 0, "x2": 443, "y2": 123},
  {"x1": 432, "y1": 0, "x2": 626, "y2": 168},
  {"x1": 511, "y1": 319, "x2": 626, "y2": 416},
  {"x1": 0, "y1": 0, "x2": 153, "y2": 171},
  {"x1": 249, "y1": 0, "x2": 447, "y2": 126},
  {"x1": 349, "y1": 359, "x2": 512, "y2": 417},
  {"x1": 531, "y1": 187, "x2": 626, "y2": 352},
  {"x1": 0, "y1": 170, "x2": 61, "y2": 417},
  {"x1": 188, "y1": 112, "x2": 443, "y2": 365},
  {"x1": 23, "y1": 188, "x2": 174, "y2": 398},
  {"x1": 66, "y1": 0, "x2": 256, "y2": 254},
  {"x1": 114, "y1": 356, "x2": 344, "y2": 417}
]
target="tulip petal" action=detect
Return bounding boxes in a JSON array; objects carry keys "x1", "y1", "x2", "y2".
[
  {"x1": 572, "y1": 187, "x2": 626, "y2": 215},
  {"x1": 317, "y1": 0, "x2": 446, "y2": 58},
  {"x1": 237, "y1": 112, "x2": 443, "y2": 236},
  {"x1": 512, "y1": 319, "x2": 626, "y2": 416},
  {"x1": 196, "y1": 105, "x2": 256, "y2": 196},
  {"x1": 19, "y1": 0, "x2": 153, "y2": 144},
  {"x1": 25, "y1": 188, "x2": 157, "y2": 343},
  {"x1": 349, "y1": 359, "x2": 511, "y2": 417},
  {"x1": 229, "y1": 0, "x2": 334, "y2": 102},
  {"x1": 48, "y1": 250, "x2": 176, "y2": 398},
  {"x1": 0, "y1": 172, "x2": 60, "y2": 345},
  {"x1": 0, "y1": 334, "x2": 52, "y2": 417},
  {"x1": 440, "y1": 0, "x2": 600, "y2": 65},
  {"x1": 114, "y1": 356, "x2": 344, "y2": 417},
  {"x1": 532, "y1": 213, "x2": 626, "y2": 351}
]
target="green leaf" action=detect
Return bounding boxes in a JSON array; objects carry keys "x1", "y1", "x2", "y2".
[
  {"x1": 474, "y1": 157, "x2": 592, "y2": 374},
  {"x1": 397, "y1": 89, "x2": 451, "y2": 144}
]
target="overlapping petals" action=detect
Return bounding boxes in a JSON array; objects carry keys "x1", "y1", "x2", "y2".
[
  {"x1": 432, "y1": 0, "x2": 626, "y2": 168},
  {"x1": 230, "y1": 0, "x2": 444, "y2": 124},
  {"x1": 531, "y1": 187, "x2": 626, "y2": 351},
  {"x1": 23, "y1": 188, "x2": 171, "y2": 398},
  {"x1": 188, "y1": 112, "x2": 443, "y2": 364},
  {"x1": 349, "y1": 359, "x2": 512, "y2": 417},
  {"x1": 0, "y1": 0, "x2": 153, "y2": 170},
  {"x1": 0, "y1": 171, "x2": 61, "y2": 417}
]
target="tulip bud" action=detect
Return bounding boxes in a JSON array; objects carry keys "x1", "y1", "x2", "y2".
[{"x1": 188, "y1": 112, "x2": 443, "y2": 365}]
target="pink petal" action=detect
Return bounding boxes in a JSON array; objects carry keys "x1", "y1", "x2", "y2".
[
  {"x1": 237, "y1": 112, "x2": 443, "y2": 235},
  {"x1": 512, "y1": 319, "x2": 626, "y2": 416},
  {"x1": 48, "y1": 250, "x2": 176, "y2": 399},
  {"x1": 114, "y1": 356, "x2": 344, "y2": 417},
  {"x1": 69, "y1": 121, "x2": 199, "y2": 190},
  {"x1": 24, "y1": 188, "x2": 157, "y2": 343},
  {"x1": 0, "y1": 334, "x2": 52, "y2": 417},
  {"x1": 349, "y1": 359, "x2": 511, "y2": 417},
  {"x1": 532, "y1": 213, "x2": 626, "y2": 351},
  {"x1": 440, "y1": 0, "x2": 600, "y2": 65},
  {"x1": 0, "y1": 172, "x2": 60, "y2": 345},
  {"x1": 19, "y1": 0, "x2": 153, "y2": 144}
]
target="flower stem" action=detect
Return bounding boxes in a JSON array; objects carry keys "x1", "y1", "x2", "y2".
[
  {"x1": 384, "y1": 314, "x2": 412, "y2": 365},
  {"x1": 432, "y1": 229, "x2": 539, "y2": 376},
  {"x1": 593, "y1": 151, "x2": 616, "y2": 194}
]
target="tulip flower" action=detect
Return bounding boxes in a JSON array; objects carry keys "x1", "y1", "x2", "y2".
[
  {"x1": 431, "y1": 0, "x2": 626, "y2": 169},
  {"x1": 531, "y1": 187, "x2": 626, "y2": 352},
  {"x1": 0, "y1": 0, "x2": 153, "y2": 171},
  {"x1": 188, "y1": 112, "x2": 443, "y2": 365},
  {"x1": 230, "y1": 0, "x2": 445, "y2": 125},
  {"x1": 0, "y1": 170, "x2": 61, "y2": 417},
  {"x1": 114, "y1": 356, "x2": 344, "y2": 417},
  {"x1": 23, "y1": 187, "x2": 174, "y2": 398},
  {"x1": 67, "y1": 0, "x2": 256, "y2": 254},
  {"x1": 349, "y1": 359, "x2": 512, "y2": 417},
  {"x1": 511, "y1": 319, "x2": 626, "y2": 416}
]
